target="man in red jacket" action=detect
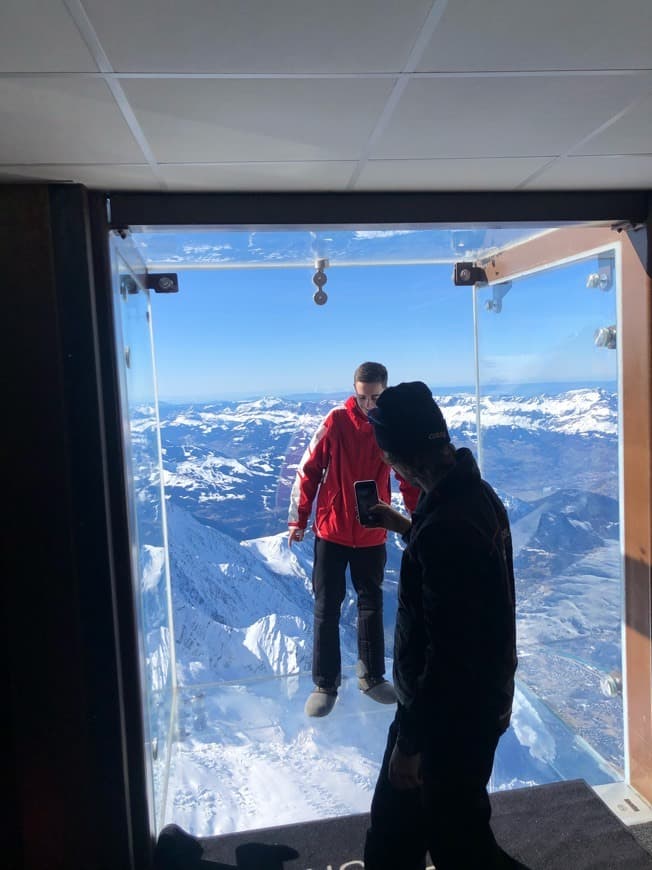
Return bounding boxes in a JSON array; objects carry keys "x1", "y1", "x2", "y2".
[{"x1": 288, "y1": 362, "x2": 419, "y2": 717}]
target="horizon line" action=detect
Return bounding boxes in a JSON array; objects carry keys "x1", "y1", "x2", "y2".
[{"x1": 156, "y1": 377, "x2": 618, "y2": 405}]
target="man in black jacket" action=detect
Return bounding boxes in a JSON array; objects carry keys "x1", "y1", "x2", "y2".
[{"x1": 364, "y1": 382, "x2": 519, "y2": 870}]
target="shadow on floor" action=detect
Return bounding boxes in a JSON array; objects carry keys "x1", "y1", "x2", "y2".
[{"x1": 154, "y1": 826, "x2": 299, "y2": 870}]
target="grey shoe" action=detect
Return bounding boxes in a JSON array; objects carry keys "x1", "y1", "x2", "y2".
[
  {"x1": 358, "y1": 675, "x2": 397, "y2": 704},
  {"x1": 304, "y1": 686, "x2": 337, "y2": 717}
]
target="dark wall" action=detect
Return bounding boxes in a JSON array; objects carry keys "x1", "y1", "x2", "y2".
[{"x1": 2, "y1": 185, "x2": 150, "y2": 870}]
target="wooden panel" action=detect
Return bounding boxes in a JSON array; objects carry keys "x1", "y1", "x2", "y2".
[
  {"x1": 481, "y1": 225, "x2": 616, "y2": 280},
  {"x1": 621, "y1": 229, "x2": 652, "y2": 802}
]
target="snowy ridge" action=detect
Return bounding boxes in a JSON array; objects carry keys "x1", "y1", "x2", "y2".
[
  {"x1": 168, "y1": 504, "x2": 314, "y2": 684},
  {"x1": 437, "y1": 388, "x2": 617, "y2": 437},
  {"x1": 157, "y1": 388, "x2": 617, "y2": 439},
  {"x1": 167, "y1": 505, "x2": 366, "y2": 686},
  {"x1": 155, "y1": 387, "x2": 618, "y2": 543}
]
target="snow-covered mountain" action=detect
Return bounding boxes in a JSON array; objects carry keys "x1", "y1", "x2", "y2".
[
  {"x1": 167, "y1": 502, "x2": 403, "y2": 687},
  {"x1": 438, "y1": 388, "x2": 617, "y2": 438},
  {"x1": 159, "y1": 396, "x2": 327, "y2": 539},
  {"x1": 153, "y1": 386, "x2": 618, "y2": 540},
  {"x1": 141, "y1": 386, "x2": 624, "y2": 835}
]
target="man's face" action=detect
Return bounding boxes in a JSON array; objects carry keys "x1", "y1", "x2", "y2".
[{"x1": 354, "y1": 381, "x2": 384, "y2": 416}]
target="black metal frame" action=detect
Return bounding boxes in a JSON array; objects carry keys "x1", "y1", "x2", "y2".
[
  {"x1": 106, "y1": 186, "x2": 651, "y2": 835},
  {"x1": 87, "y1": 190, "x2": 155, "y2": 867},
  {"x1": 47, "y1": 185, "x2": 141, "y2": 868},
  {"x1": 49, "y1": 185, "x2": 153, "y2": 869},
  {"x1": 107, "y1": 189, "x2": 651, "y2": 230},
  {"x1": 8, "y1": 184, "x2": 650, "y2": 869}
]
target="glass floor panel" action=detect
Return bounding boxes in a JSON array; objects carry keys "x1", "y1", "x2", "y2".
[
  {"x1": 163, "y1": 667, "x2": 620, "y2": 837},
  {"x1": 165, "y1": 669, "x2": 395, "y2": 836}
]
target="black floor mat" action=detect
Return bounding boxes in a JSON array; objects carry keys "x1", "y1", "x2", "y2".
[{"x1": 155, "y1": 779, "x2": 652, "y2": 869}]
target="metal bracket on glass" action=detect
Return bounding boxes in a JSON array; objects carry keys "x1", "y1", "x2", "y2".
[
  {"x1": 121, "y1": 272, "x2": 180, "y2": 295},
  {"x1": 453, "y1": 261, "x2": 487, "y2": 286},
  {"x1": 611, "y1": 220, "x2": 645, "y2": 233},
  {"x1": 313, "y1": 258, "x2": 329, "y2": 305},
  {"x1": 120, "y1": 274, "x2": 139, "y2": 296},
  {"x1": 586, "y1": 254, "x2": 614, "y2": 291},
  {"x1": 146, "y1": 272, "x2": 179, "y2": 293},
  {"x1": 484, "y1": 281, "x2": 512, "y2": 313},
  {"x1": 594, "y1": 325, "x2": 617, "y2": 349}
]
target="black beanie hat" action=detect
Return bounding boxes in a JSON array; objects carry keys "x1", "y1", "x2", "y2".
[{"x1": 368, "y1": 381, "x2": 450, "y2": 455}]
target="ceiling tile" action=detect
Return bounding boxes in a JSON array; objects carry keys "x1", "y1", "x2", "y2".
[
  {"x1": 0, "y1": 78, "x2": 145, "y2": 163},
  {"x1": 574, "y1": 93, "x2": 652, "y2": 156},
  {"x1": 417, "y1": 0, "x2": 652, "y2": 72},
  {"x1": 83, "y1": 0, "x2": 432, "y2": 73},
  {"x1": 122, "y1": 78, "x2": 394, "y2": 162},
  {"x1": 355, "y1": 157, "x2": 551, "y2": 190},
  {"x1": 0, "y1": 164, "x2": 161, "y2": 189},
  {"x1": 0, "y1": 0, "x2": 96, "y2": 72},
  {"x1": 372, "y1": 74, "x2": 652, "y2": 160},
  {"x1": 158, "y1": 162, "x2": 357, "y2": 191},
  {"x1": 522, "y1": 155, "x2": 652, "y2": 189}
]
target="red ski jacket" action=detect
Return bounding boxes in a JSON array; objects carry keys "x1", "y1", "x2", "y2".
[{"x1": 288, "y1": 396, "x2": 420, "y2": 547}]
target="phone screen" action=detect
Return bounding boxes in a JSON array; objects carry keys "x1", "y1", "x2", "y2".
[{"x1": 355, "y1": 480, "x2": 380, "y2": 526}]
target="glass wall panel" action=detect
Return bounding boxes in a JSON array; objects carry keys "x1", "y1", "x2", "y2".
[
  {"x1": 145, "y1": 229, "x2": 488, "y2": 835},
  {"x1": 474, "y1": 248, "x2": 623, "y2": 788},
  {"x1": 111, "y1": 238, "x2": 175, "y2": 831}
]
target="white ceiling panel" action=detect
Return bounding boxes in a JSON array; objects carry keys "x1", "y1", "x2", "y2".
[
  {"x1": 0, "y1": 1, "x2": 650, "y2": 191},
  {"x1": 355, "y1": 157, "x2": 551, "y2": 190},
  {"x1": 573, "y1": 93, "x2": 652, "y2": 156},
  {"x1": 158, "y1": 162, "x2": 357, "y2": 191},
  {"x1": 0, "y1": 0, "x2": 96, "y2": 72},
  {"x1": 121, "y1": 78, "x2": 394, "y2": 163},
  {"x1": 0, "y1": 164, "x2": 160, "y2": 189},
  {"x1": 0, "y1": 78, "x2": 145, "y2": 164},
  {"x1": 523, "y1": 155, "x2": 652, "y2": 189},
  {"x1": 82, "y1": 0, "x2": 432, "y2": 74},
  {"x1": 372, "y1": 74, "x2": 652, "y2": 160},
  {"x1": 417, "y1": 0, "x2": 652, "y2": 72}
]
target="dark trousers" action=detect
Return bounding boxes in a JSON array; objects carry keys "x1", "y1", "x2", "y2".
[
  {"x1": 311, "y1": 537, "x2": 386, "y2": 688},
  {"x1": 364, "y1": 715, "x2": 509, "y2": 870}
]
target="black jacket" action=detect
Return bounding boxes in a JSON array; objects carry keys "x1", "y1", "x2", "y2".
[{"x1": 394, "y1": 448, "x2": 517, "y2": 755}]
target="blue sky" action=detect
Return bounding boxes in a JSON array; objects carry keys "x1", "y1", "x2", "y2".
[{"x1": 139, "y1": 229, "x2": 618, "y2": 402}]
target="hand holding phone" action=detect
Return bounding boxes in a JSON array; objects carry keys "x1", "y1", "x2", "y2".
[{"x1": 354, "y1": 480, "x2": 380, "y2": 527}]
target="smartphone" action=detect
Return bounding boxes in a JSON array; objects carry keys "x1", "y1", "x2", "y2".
[{"x1": 354, "y1": 480, "x2": 380, "y2": 527}]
